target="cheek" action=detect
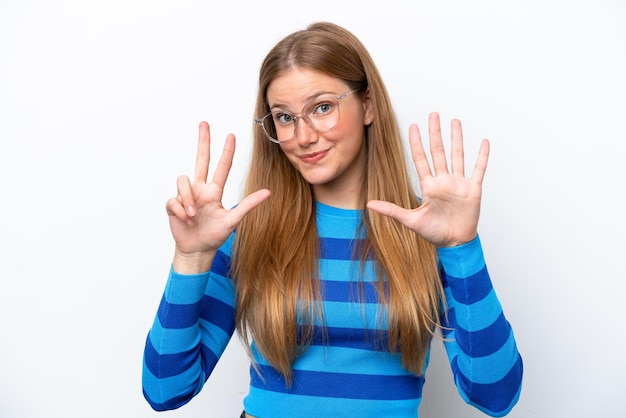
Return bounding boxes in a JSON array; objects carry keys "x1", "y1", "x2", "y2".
[
  {"x1": 337, "y1": 107, "x2": 367, "y2": 134},
  {"x1": 278, "y1": 141, "x2": 295, "y2": 154},
  {"x1": 330, "y1": 113, "x2": 366, "y2": 145},
  {"x1": 278, "y1": 142, "x2": 300, "y2": 165}
]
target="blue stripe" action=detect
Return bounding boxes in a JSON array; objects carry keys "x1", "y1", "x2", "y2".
[
  {"x1": 456, "y1": 331, "x2": 520, "y2": 384},
  {"x1": 148, "y1": 318, "x2": 200, "y2": 355},
  {"x1": 290, "y1": 345, "x2": 405, "y2": 375},
  {"x1": 455, "y1": 312, "x2": 511, "y2": 357},
  {"x1": 142, "y1": 358, "x2": 204, "y2": 408},
  {"x1": 320, "y1": 237, "x2": 359, "y2": 260},
  {"x1": 321, "y1": 300, "x2": 385, "y2": 329},
  {"x1": 165, "y1": 269, "x2": 210, "y2": 304},
  {"x1": 302, "y1": 325, "x2": 389, "y2": 351},
  {"x1": 436, "y1": 235, "x2": 485, "y2": 277},
  {"x1": 321, "y1": 280, "x2": 382, "y2": 303},
  {"x1": 198, "y1": 319, "x2": 232, "y2": 358},
  {"x1": 445, "y1": 267, "x2": 493, "y2": 305},
  {"x1": 245, "y1": 387, "x2": 421, "y2": 417},
  {"x1": 319, "y1": 259, "x2": 378, "y2": 282},
  {"x1": 199, "y1": 341, "x2": 221, "y2": 379},
  {"x1": 199, "y1": 295, "x2": 236, "y2": 335},
  {"x1": 157, "y1": 296, "x2": 201, "y2": 329},
  {"x1": 453, "y1": 289, "x2": 503, "y2": 331},
  {"x1": 144, "y1": 335, "x2": 209, "y2": 379},
  {"x1": 143, "y1": 386, "x2": 197, "y2": 411},
  {"x1": 251, "y1": 364, "x2": 423, "y2": 400},
  {"x1": 319, "y1": 259, "x2": 356, "y2": 282},
  {"x1": 454, "y1": 353, "x2": 523, "y2": 415},
  {"x1": 442, "y1": 306, "x2": 457, "y2": 334},
  {"x1": 211, "y1": 249, "x2": 232, "y2": 277},
  {"x1": 316, "y1": 203, "x2": 362, "y2": 238},
  {"x1": 204, "y1": 272, "x2": 236, "y2": 306}
]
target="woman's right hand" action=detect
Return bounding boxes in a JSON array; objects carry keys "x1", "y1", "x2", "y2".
[{"x1": 166, "y1": 121, "x2": 270, "y2": 273}]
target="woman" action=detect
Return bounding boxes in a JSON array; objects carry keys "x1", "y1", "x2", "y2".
[{"x1": 142, "y1": 22, "x2": 523, "y2": 417}]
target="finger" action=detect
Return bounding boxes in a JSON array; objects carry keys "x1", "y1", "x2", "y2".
[
  {"x1": 409, "y1": 123, "x2": 433, "y2": 181},
  {"x1": 165, "y1": 196, "x2": 187, "y2": 220},
  {"x1": 428, "y1": 112, "x2": 449, "y2": 175},
  {"x1": 450, "y1": 118, "x2": 465, "y2": 177},
  {"x1": 367, "y1": 200, "x2": 416, "y2": 229},
  {"x1": 211, "y1": 134, "x2": 236, "y2": 190},
  {"x1": 228, "y1": 189, "x2": 271, "y2": 224},
  {"x1": 470, "y1": 138, "x2": 490, "y2": 184},
  {"x1": 175, "y1": 175, "x2": 197, "y2": 217},
  {"x1": 194, "y1": 121, "x2": 211, "y2": 183}
]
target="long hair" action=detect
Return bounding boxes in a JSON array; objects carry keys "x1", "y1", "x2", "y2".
[{"x1": 232, "y1": 22, "x2": 444, "y2": 384}]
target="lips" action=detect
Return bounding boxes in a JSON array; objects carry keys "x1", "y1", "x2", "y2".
[{"x1": 300, "y1": 149, "x2": 329, "y2": 164}]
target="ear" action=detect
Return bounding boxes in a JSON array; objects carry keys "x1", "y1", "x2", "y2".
[{"x1": 362, "y1": 90, "x2": 374, "y2": 126}]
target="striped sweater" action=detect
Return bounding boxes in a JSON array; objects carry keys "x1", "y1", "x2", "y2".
[{"x1": 142, "y1": 202, "x2": 523, "y2": 417}]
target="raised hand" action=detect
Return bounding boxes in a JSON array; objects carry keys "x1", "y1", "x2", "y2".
[
  {"x1": 367, "y1": 112, "x2": 489, "y2": 248},
  {"x1": 166, "y1": 122, "x2": 270, "y2": 273}
]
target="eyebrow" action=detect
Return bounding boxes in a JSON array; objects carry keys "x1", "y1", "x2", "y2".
[{"x1": 269, "y1": 90, "x2": 337, "y2": 111}]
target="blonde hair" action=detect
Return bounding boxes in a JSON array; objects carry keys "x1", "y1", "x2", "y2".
[{"x1": 232, "y1": 22, "x2": 444, "y2": 384}]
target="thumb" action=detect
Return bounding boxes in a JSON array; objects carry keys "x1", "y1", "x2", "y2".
[
  {"x1": 229, "y1": 189, "x2": 271, "y2": 224},
  {"x1": 367, "y1": 200, "x2": 414, "y2": 227}
]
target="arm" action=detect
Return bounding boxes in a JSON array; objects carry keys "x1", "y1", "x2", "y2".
[
  {"x1": 142, "y1": 122, "x2": 269, "y2": 410},
  {"x1": 438, "y1": 236, "x2": 523, "y2": 417},
  {"x1": 142, "y1": 242, "x2": 237, "y2": 410},
  {"x1": 368, "y1": 113, "x2": 523, "y2": 414}
]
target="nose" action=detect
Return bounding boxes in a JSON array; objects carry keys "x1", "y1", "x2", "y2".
[{"x1": 293, "y1": 116, "x2": 318, "y2": 146}]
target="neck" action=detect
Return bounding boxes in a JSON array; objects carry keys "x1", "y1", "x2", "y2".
[{"x1": 313, "y1": 184, "x2": 363, "y2": 209}]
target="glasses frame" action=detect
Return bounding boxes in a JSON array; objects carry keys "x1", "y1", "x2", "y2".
[{"x1": 255, "y1": 89, "x2": 360, "y2": 144}]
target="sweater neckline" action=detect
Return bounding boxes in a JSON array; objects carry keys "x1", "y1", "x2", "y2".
[{"x1": 315, "y1": 201, "x2": 362, "y2": 220}]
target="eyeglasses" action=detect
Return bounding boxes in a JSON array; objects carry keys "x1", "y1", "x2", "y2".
[{"x1": 255, "y1": 89, "x2": 359, "y2": 144}]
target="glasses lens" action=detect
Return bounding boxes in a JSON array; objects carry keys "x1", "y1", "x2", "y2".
[
  {"x1": 304, "y1": 97, "x2": 339, "y2": 133},
  {"x1": 268, "y1": 112, "x2": 295, "y2": 143},
  {"x1": 259, "y1": 115, "x2": 280, "y2": 143},
  {"x1": 259, "y1": 93, "x2": 345, "y2": 143}
]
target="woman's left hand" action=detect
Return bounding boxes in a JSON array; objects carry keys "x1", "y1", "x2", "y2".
[{"x1": 367, "y1": 112, "x2": 489, "y2": 248}]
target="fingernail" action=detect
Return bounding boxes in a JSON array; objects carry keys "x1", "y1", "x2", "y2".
[{"x1": 187, "y1": 206, "x2": 195, "y2": 216}]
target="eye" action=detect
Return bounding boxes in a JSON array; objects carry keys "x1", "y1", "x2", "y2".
[
  {"x1": 273, "y1": 111, "x2": 294, "y2": 125},
  {"x1": 312, "y1": 102, "x2": 333, "y2": 116}
]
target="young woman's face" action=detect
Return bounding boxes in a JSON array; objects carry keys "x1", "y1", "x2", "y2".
[{"x1": 266, "y1": 67, "x2": 373, "y2": 207}]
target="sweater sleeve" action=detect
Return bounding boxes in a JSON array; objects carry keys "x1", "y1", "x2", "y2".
[
  {"x1": 436, "y1": 235, "x2": 523, "y2": 417},
  {"x1": 142, "y1": 242, "x2": 237, "y2": 411}
]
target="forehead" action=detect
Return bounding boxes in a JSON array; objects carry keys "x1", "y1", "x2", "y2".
[{"x1": 266, "y1": 67, "x2": 349, "y2": 108}]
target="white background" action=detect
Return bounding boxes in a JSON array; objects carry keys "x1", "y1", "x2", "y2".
[{"x1": 1, "y1": 1, "x2": 625, "y2": 417}]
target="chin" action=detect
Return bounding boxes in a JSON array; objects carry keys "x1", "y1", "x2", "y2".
[
  {"x1": 302, "y1": 176, "x2": 333, "y2": 186},
  {"x1": 298, "y1": 168, "x2": 337, "y2": 185}
]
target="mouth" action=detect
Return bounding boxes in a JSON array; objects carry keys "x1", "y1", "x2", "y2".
[{"x1": 299, "y1": 149, "x2": 329, "y2": 164}]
